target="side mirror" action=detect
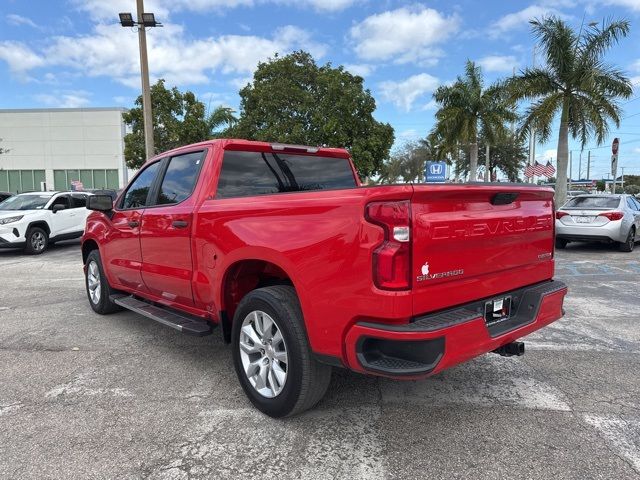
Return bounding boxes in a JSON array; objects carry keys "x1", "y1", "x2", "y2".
[
  {"x1": 52, "y1": 204, "x2": 67, "y2": 213},
  {"x1": 87, "y1": 195, "x2": 113, "y2": 212}
]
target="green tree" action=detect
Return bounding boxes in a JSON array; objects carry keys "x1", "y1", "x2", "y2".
[
  {"x1": 377, "y1": 139, "x2": 437, "y2": 184},
  {"x1": 596, "y1": 179, "x2": 606, "y2": 191},
  {"x1": 123, "y1": 80, "x2": 237, "y2": 169},
  {"x1": 453, "y1": 132, "x2": 527, "y2": 182},
  {"x1": 508, "y1": 16, "x2": 632, "y2": 205},
  {"x1": 431, "y1": 60, "x2": 517, "y2": 181},
  {"x1": 228, "y1": 51, "x2": 394, "y2": 178}
]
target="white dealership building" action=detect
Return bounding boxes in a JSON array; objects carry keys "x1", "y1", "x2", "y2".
[{"x1": 0, "y1": 107, "x2": 128, "y2": 193}]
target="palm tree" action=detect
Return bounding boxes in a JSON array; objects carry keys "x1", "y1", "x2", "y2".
[
  {"x1": 208, "y1": 106, "x2": 238, "y2": 137},
  {"x1": 509, "y1": 17, "x2": 632, "y2": 205},
  {"x1": 431, "y1": 61, "x2": 517, "y2": 181}
]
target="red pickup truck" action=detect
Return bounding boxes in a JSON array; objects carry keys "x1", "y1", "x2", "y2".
[{"x1": 82, "y1": 139, "x2": 567, "y2": 417}]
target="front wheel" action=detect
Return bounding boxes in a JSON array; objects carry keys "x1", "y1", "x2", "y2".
[
  {"x1": 231, "y1": 285, "x2": 332, "y2": 418},
  {"x1": 25, "y1": 227, "x2": 48, "y2": 255},
  {"x1": 85, "y1": 250, "x2": 122, "y2": 314},
  {"x1": 620, "y1": 227, "x2": 636, "y2": 252}
]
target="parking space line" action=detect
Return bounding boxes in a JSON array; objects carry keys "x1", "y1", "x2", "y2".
[{"x1": 583, "y1": 414, "x2": 640, "y2": 474}]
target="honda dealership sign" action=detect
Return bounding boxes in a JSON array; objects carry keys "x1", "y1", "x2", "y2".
[{"x1": 425, "y1": 161, "x2": 447, "y2": 183}]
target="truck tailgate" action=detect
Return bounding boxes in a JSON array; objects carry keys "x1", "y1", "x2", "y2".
[{"x1": 411, "y1": 184, "x2": 555, "y2": 315}]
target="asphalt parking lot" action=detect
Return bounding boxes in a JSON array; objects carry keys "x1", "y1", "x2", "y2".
[{"x1": 1, "y1": 242, "x2": 639, "y2": 479}]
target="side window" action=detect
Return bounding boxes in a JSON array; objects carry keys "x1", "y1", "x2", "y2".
[
  {"x1": 627, "y1": 198, "x2": 638, "y2": 211},
  {"x1": 156, "y1": 151, "x2": 204, "y2": 205},
  {"x1": 121, "y1": 161, "x2": 161, "y2": 209},
  {"x1": 50, "y1": 195, "x2": 70, "y2": 210},
  {"x1": 633, "y1": 197, "x2": 640, "y2": 210},
  {"x1": 71, "y1": 194, "x2": 87, "y2": 208}
]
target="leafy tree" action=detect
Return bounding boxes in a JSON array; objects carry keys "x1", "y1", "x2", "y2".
[
  {"x1": 123, "y1": 80, "x2": 237, "y2": 169},
  {"x1": 377, "y1": 139, "x2": 437, "y2": 184},
  {"x1": 508, "y1": 16, "x2": 632, "y2": 206},
  {"x1": 431, "y1": 61, "x2": 517, "y2": 181},
  {"x1": 227, "y1": 51, "x2": 394, "y2": 178},
  {"x1": 624, "y1": 184, "x2": 640, "y2": 195},
  {"x1": 454, "y1": 132, "x2": 527, "y2": 182},
  {"x1": 596, "y1": 179, "x2": 606, "y2": 192}
]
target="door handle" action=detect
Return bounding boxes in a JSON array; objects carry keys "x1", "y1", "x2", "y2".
[
  {"x1": 128, "y1": 220, "x2": 140, "y2": 228},
  {"x1": 172, "y1": 220, "x2": 189, "y2": 229}
]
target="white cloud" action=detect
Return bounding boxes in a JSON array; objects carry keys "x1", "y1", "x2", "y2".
[
  {"x1": 343, "y1": 63, "x2": 375, "y2": 77},
  {"x1": 6, "y1": 14, "x2": 38, "y2": 28},
  {"x1": 478, "y1": 55, "x2": 519, "y2": 73},
  {"x1": 34, "y1": 91, "x2": 92, "y2": 108},
  {"x1": 398, "y1": 129, "x2": 420, "y2": 139},
  {"x1": 601, "y1": 0, "x2": 640, "y2": 11},
  {"x1": 422, "y1": 99, "x2": 438, "y2": 111},
  {"x1": 0, "y1": 41, "x2": 45, "y2": 74},
  {"x1": 71, "y1": 0, "x2": 357, "y2": 20},
  {"x1": 0, "y1": 23, "x2": 327, "y2": 88},
  {"x1": 490, "y1": 5, "x2": 564, "y2": 37},
  {"x1": 350, "y1": 6, "x2": 460, "y2": 65},
  {"x1": 379, "y1": 73, "x2": 439, "y2": 112}
]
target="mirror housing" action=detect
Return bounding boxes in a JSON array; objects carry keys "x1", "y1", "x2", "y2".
[
  {"x1": 87, "y1": 194, "x2": 113, "y2": 212},
  {"x1": 52, "y1": 204, "x2": 67, "y2": 213}
]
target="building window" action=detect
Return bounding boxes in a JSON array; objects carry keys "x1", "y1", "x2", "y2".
[
  {"x1": 0, "y1": 170, "x2": 46, "y2": 193},
  {"x1": 53, "y1": 169, "x2": 119, "y2": 191}
]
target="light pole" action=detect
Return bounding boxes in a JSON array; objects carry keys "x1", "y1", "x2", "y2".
[{"x1": 119, "y1": 2, "x2": 162, "y2": 161}]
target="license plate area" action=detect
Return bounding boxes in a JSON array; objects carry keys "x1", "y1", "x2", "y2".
[
  {"x1": 484, "y1": 296, "x2": 512, "y2": 326},
  {"x1": 575, "y1": 216, "x2": 595, "y2": 224}
]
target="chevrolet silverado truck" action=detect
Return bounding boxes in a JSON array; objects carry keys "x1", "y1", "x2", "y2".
[{"x1": 81, "y1": 139, "x2": 567, "y2": 417}]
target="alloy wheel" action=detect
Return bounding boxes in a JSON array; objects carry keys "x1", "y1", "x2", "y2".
[
  {"x1": 87, "y1": 260, "x2": 102, "y2": 304},
  {"x1": 31, "y1": 232, "x2": 45, "y2": 252},
  {"x1": 239, "y1": 310, "x2": 288, "y2": 398}
]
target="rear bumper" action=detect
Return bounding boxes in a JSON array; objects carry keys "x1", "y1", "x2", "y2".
[
  {"x1": 556, "y1": 221, "x2": 624, "y2": 243},
  {"x1": 344, "y1": 280, "x2": 567, "y2": 379}
]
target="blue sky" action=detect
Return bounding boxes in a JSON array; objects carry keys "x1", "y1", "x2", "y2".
[{"x1": 1, "y1": 0, "x2": 640, "y2": 179}]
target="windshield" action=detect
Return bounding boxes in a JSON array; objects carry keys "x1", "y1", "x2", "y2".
[
  {"x1": 563, "y1": 196, "x2": 620, "y2": 209},
  {"x1": 0, "y1": 194, "x2": 52, "y2": 211}
]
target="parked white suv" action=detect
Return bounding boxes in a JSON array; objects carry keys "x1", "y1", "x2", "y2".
[{"x1": 0, "y1": 191, "x2": 92, "y2": 254}]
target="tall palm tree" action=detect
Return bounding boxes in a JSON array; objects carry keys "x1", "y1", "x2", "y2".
[
  {"x1": 509, "y1": 17, "x2": 632, "y2": 205},
  {"x1": 431, "y1": 61, "x2": 516, "y2": 181}
]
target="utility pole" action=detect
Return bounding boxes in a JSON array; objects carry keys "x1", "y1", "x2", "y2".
[
  {"x1": 569, "y1": 151, "x2": 573, "y2": 191},
  {"x1": 137, "y1": 0, "x2": 154, "y2": 160},
  {"x1": 485, "y1": 144, "x2": 490, "y2": 182},
  {"x1": 119, "y1": 3, "x2": 162, "y2": 161},
  {"x1": 528, "y1": 45, "x2": 537, "y2": 184},
  {"x1": 578, "y1": 149, "x2": 583, "y2": 180},
  {"x1": 586, "y1": 150, "x2": 591, "y2": 180},
  {"x1": 622, "y1": 167, "x2": 625, "y2": 192}
]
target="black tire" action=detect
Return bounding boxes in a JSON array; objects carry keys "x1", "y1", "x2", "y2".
[
  {"x1": 231, "y1": 285, "x2": 332, "y2": 418},
  {"x1": 85, "y1": 249, "x2": 122, "y2": 314},
  {"x1": 24, "y1": 227, "x2": 48, "y2": 255},
  {"x1": 619, "y1": 227, "x2": 636, "y2": 252},
  {"x1": 555, "y1": 238, "x2": 568, "y2": 249}
]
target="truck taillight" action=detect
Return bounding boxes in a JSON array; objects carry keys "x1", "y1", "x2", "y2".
[
  {"x1": 555, "y1": 211, "x2": 569, "y2": 219},
  {"x1": 598, "y1": 211, "x2": 624, "y2": 221},
  {"x1": 365, "y1": 200, "x2": 411, "y2": 290}
]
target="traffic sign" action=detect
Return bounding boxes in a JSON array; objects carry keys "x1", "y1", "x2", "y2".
[
  {"x1": 612, "y1": 138, "x2": 619, "y2": 155},
  {"x1": 424, "y1": 161, "x2": 447, "y2": 182}
]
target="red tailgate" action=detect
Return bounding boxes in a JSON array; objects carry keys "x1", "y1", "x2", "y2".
[{"x1": 410, "y1": 184, "x2": 555, "y2": 315}]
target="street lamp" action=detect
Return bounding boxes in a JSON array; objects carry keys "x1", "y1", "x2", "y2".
[{"x1": 118, "y1": 0, "x2": 163, "y2": 161}]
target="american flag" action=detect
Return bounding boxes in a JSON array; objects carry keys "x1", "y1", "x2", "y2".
[
  {"x1": 543, "y1": 160, "x2": 556, "y2": 177},
  {"x1": 533, "y1": 161, "x2": 546, "y2": 176},
  {"x1": 524, "y1": 164, "x2": 534, "y2": 178}
]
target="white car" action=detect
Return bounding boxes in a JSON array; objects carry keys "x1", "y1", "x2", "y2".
[{"x1": 0, "y1": 191, "x2": 92, "y2": 254}]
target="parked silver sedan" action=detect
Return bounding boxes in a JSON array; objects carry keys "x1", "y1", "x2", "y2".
[{"x1": 555, "y1": 194, "x2": 640, "y2": 252}]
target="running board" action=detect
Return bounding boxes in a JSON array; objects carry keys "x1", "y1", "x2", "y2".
[{"x1": 111, "y1": 295, "x2": 214, "y2": 336}]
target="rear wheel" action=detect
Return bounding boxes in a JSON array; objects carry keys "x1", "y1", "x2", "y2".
[
  {"x1": 24, "y1": 227, "x2": 48, "y2": 255},
  {"x1": 85, "y1": 250, "x2": 122, "y2": 314},
  {"x1": 555, "y1": 238, "x2": 568, "y2": 249},
  {"x1": 620, "y1": 227, "x2": 636, "y2": 252},
  {"x1": 231, "y1": 285, "x2": 332, "y2": 417}
]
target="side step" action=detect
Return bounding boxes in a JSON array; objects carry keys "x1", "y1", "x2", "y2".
[{"x1": 111, "y1": 295, "x2": 214, "y2": 336}]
